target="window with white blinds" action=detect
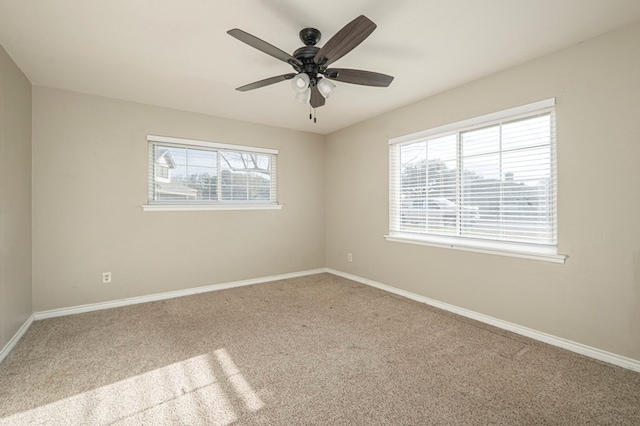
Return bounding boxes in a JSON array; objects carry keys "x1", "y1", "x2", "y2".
[
  {"x1": 144, "y1": 135, "x2": 279, "y2": 211},
  {"x1": 388, "y1": 99, "x2": 563, "y2": 262}
]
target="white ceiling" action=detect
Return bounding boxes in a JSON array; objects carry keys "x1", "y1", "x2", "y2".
[{"x1": 1, "y1": 1, "x2": 640, "y2": 135}]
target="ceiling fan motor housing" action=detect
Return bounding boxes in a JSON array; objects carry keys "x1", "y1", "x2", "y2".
[
  {"x1": 299, "y1": 28, "x2": 321, "y2": 46},
  {"x1": 294, "y1": 28, "x2": 326, "y2": 84},
  {"x1": 293, "y1": 49, "x2": 321, "y2": 83}
]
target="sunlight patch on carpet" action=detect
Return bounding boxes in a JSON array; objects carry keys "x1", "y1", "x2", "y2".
[
  {"x1": 0, "y1": 350, "x2": 263, "y2": 425},
  {"x1": 214, "y1": 348, "x2": 264, "y2": 412}
]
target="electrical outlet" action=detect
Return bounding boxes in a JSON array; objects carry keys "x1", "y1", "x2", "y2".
[
  {"x1": 102, "y1": 272, "x2": 112, "y2": 284},
  {"x1": 347, "y1": 253, "x2": 353, "y2": 262}
]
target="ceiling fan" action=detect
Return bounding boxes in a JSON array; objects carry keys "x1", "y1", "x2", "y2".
[{"x1": 227, "y1": 15, "x2": 394, "y2": 120}]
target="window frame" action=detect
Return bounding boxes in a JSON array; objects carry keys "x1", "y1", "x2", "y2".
[
  {"x1": 386, "y1": 99, "x2": 566, "y2": 263},
  {"x1": 143, "y1": 135, "x2": 281, "y2": 212}
]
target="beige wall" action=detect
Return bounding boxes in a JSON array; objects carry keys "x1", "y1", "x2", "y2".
[
  {"x1": 0, "y1": 44, "x2": 32, "y2": 350},
  {"x1": 32, "y1": 87, "x2": 325, "y2": 311},
  {"x1": 325, "y1": 22, "x2": 640, "y2": 361},
  {"x1": 11, "y1": 20, "x2": 640, "y2": 364}
]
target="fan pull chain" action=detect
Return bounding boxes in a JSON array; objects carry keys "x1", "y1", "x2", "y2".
[{"x1": 306, "y1": 105, "x2": 317, "y2": 123}]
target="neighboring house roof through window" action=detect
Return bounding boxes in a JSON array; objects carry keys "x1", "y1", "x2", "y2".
[{"x1": 156, "y1": 149, "x2": 176, "y2": 169}]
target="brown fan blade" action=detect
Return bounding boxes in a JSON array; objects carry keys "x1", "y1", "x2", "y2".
[
  {"x1": 325, "y1": 68, "x2": 394, "y2": 87},
  {"x1": 310, "y1": 85, "x2": 326, "y2": 108},
  {"x1": 313, "y1": 15, "x2": 376, "y2": 66},
  {"x1": 228, "y1": 29, "x2": 302, "y2": 68},
  {"x1": 236, "y1": 74, "x2": 296, "y2": 92}
]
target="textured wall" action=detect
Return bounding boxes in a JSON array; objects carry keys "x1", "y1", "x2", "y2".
[
  {"x1": 32, "y1": 87, "x2": 325, "y2": 311},
  {"x1": 0, "y1": 44, "x2": 32, "y2": 351},
  {"x1": 325, "y1": 22, "x2": 640, "y2": 361}
]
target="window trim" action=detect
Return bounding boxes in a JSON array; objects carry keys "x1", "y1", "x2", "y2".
[
  {"x1": 143, "y1": 135, "x2": 282, "y2": 212},
  {"x1": 142, "y1": 203, "x2": 283, "y2": 212},
  {"x1": 385, "y1": 233, "x2": 566, "y2": 263},
  {"x1": 387, "y1": 98, "x2": 566, "y2": 263},
  {"x1": 148, "y1": 135, "x2": 278, "y2": 155},
  {"x1": 389, "y1": 98, "x2": 556, "y2": 145}
]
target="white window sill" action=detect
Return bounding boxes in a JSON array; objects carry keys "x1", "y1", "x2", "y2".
[
  {"x1": 142, "y1": 204, "x2": 283, "y2": 212},
  {"x1": 385, "y1": 232, "x2": 567, "y2": 264}
]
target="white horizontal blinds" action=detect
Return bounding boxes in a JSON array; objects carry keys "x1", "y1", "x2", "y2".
[
  {"x1": 148, "y1": 140, "x2": 277, "y2": 204},
  {"x1": 461, "y1": 111, "x2": 555, "y2": 244},
  {"x1": 269, "y1": 155, "x2": 277, "y2": 203},
  {"x1": 148, "y1": 143, "x2": 156, "y2": 202},
  {"x1": 426, "y1": 134, "x2": 458, "y2": 235},
  {"x1": 393, "y1": 134, "x2": 460, "y2": 236},
  {"x1": 151, "y1": 144, "x2": 217, "y2": 202},
  {"x1": 389, "y1": 145, "x2": 402, "y2": 231},
  {"x1": 219, "y1": 151, "x2": 275, "y2": 202},
  {"x1": 396, "y1": 141, "x2": 426, "y2": 231},
  {"x1": 389, "y1": 102, "x2": 556, "y2": 247}
]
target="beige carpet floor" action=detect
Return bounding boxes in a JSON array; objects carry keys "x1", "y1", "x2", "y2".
[{"x1": 1, "y1": 273, "x2": 639, "y2": 425}]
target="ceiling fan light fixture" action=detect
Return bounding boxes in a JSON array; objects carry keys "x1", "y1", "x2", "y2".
[
  {"x1": 295, "y1": 88, "x2": 311, "y2": 104},
  {"x1": 317, "y1": 78, "x2": 336, "y2": 98},
  {"x1": 291, "y1": 73, "x2": 310, "y2": 93}
]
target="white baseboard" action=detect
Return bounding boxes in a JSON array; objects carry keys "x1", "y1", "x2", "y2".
[
  {"x1": 34, "y1": 268, "x2": 325, "y2": 320},
  {"x1": 0, "y1": 314, "x2": 34, "y2": 364},
  {"x1": 27, "y1": 267, "x2": 640, "y2": 373},
  {"x1": 325, "y1": 268, "x2": 640, "y2": 373}
]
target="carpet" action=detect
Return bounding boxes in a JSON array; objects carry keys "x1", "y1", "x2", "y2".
[{"x1": 1, "y1": 273, "x2": 639, "y2": 425}]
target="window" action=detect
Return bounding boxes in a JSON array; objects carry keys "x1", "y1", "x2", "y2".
[
  {"x1": 388, "y1": 99, "x2": 565, "y2": 263},
  {"x1": 156, "y1": 164, "x2": 170, "y2": 181},
  {"x1": 144, "y1": 135, "x2": 279, "y2": 211}
]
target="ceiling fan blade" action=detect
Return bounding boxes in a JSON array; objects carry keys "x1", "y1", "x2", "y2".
[
  {"x1": 236, "y1": 73, "x2": 296, "y2": 92},
  {"x1": 313, "y1": 15, "x2": 376, "y2": 66},
  {"x1": 310, "y1": 85, "x2": 326, "y2": 108},
  {"x1": 325, "y1": 68, "x2": 394, "y2": 87},
  {"x1": 228, "y1": 29, "x2": 302, "y2": 68}
]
